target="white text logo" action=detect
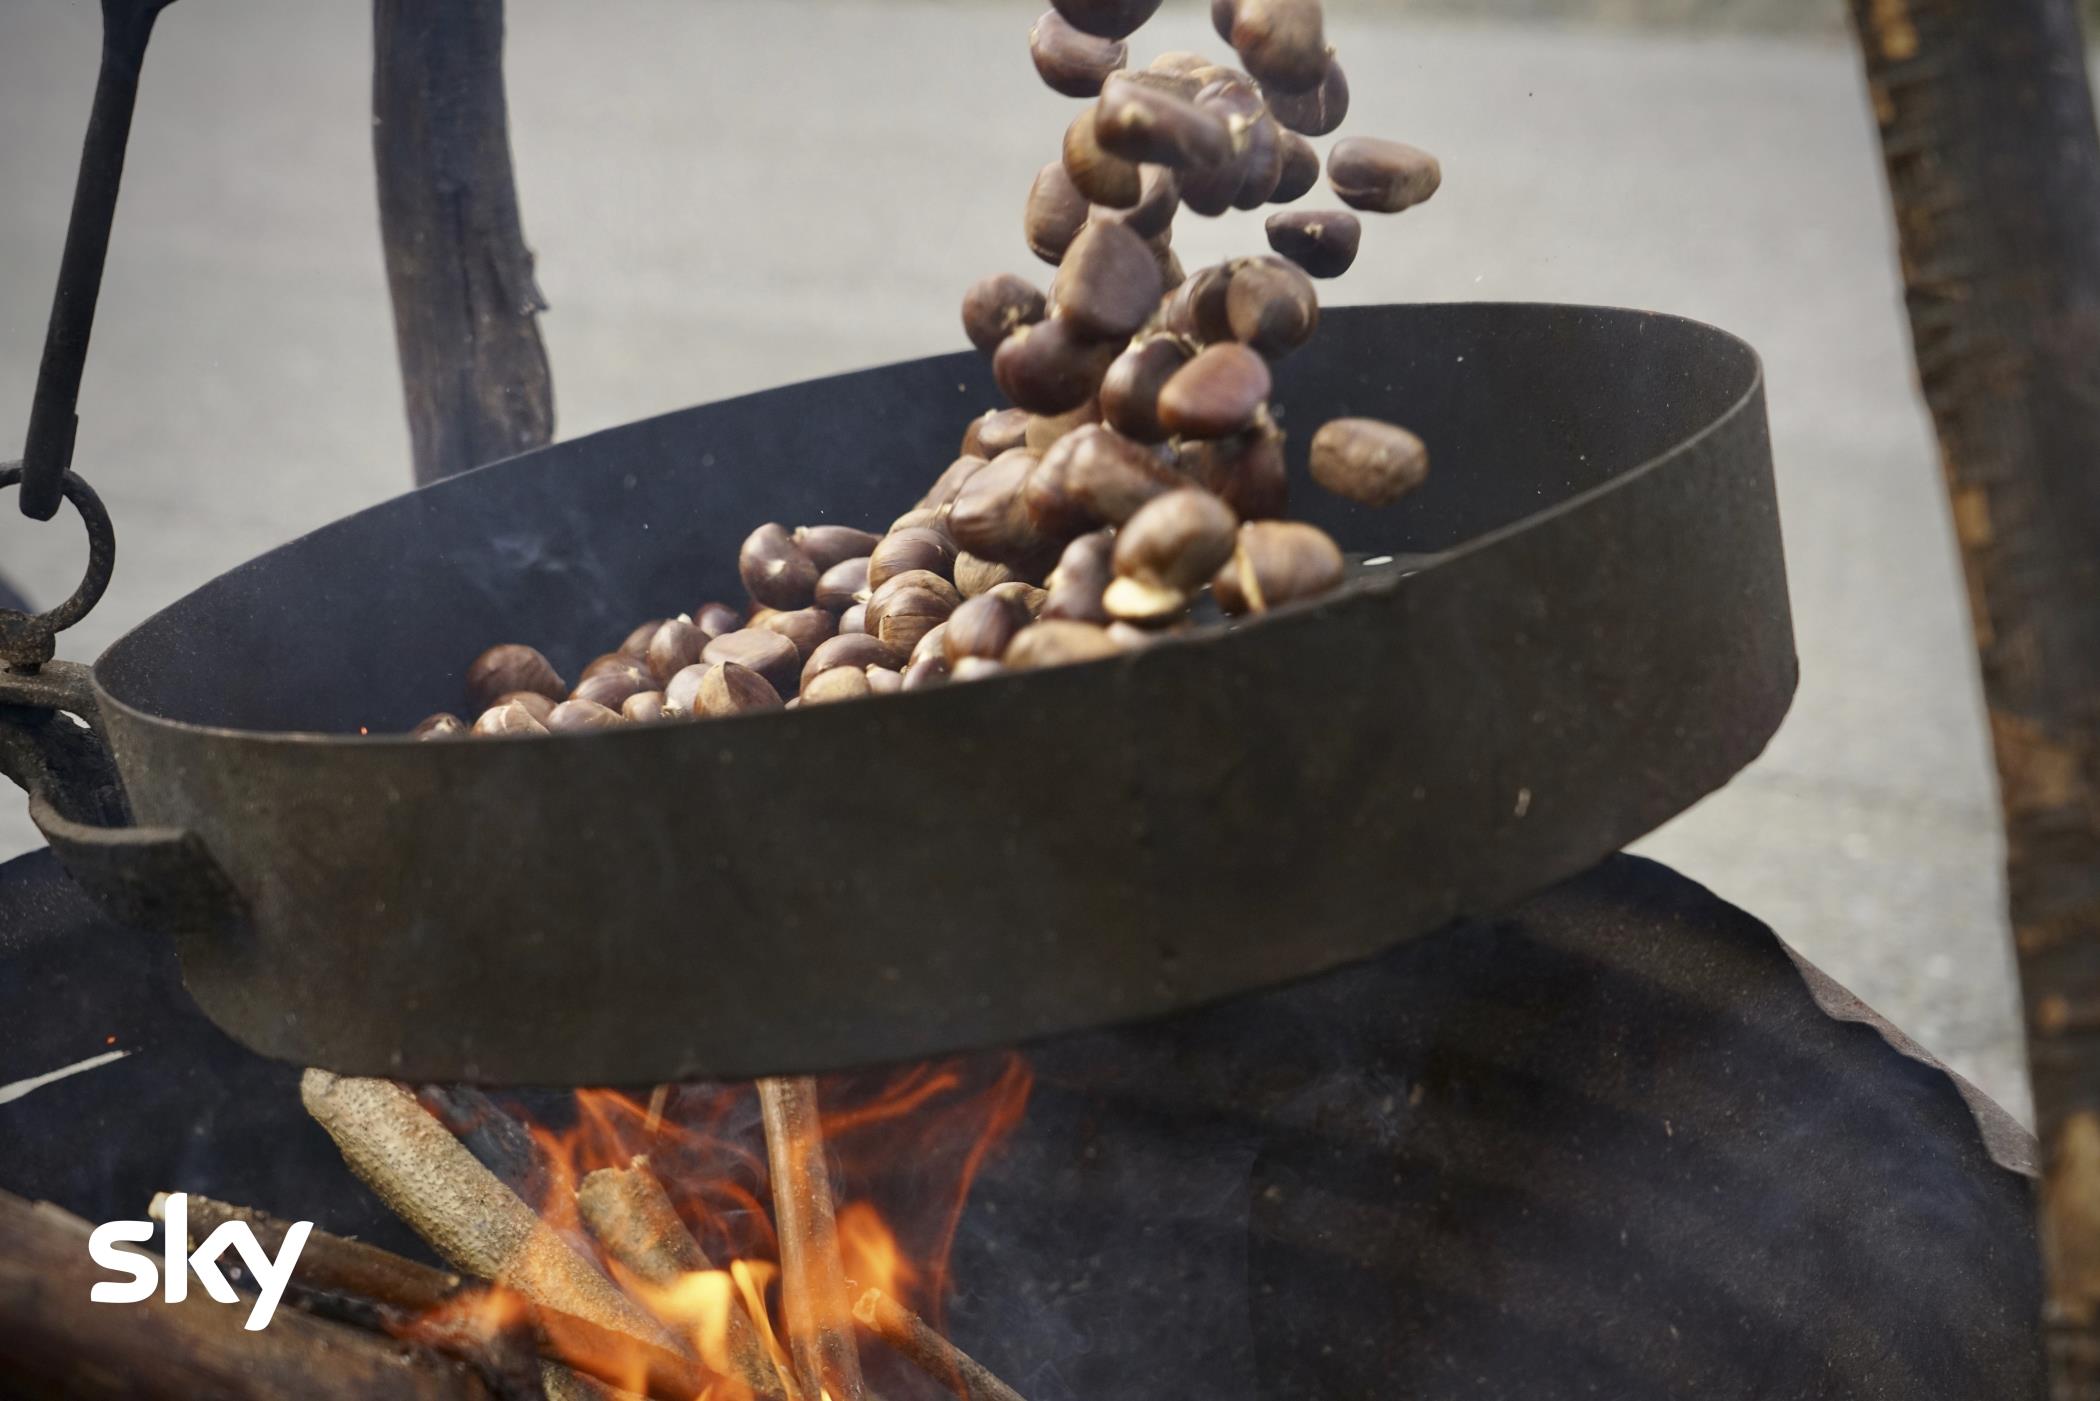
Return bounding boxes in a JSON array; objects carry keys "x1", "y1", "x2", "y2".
[{"x1": 88, "y1": 1193, "x2": 311, "y2": 1330}]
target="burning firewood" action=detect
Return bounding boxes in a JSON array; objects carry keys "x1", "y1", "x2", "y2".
[
  {"x1": 853, "y1": 1289, "x2": 1031, "y2": 1401},
  {"x1": 577, "y1": 1156, "x2": 792, "y2": 1400},
  {"x1": 300, "y1": 1071, "x2": 674, "y2": 1355},
  {"x1": 759, "y1": 1076, "x2": 868, "y2": 1401},
  {"x1": 146, "y1": 1194, "x2": 711, "y2": 1401}
]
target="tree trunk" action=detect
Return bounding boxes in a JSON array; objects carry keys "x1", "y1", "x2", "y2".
[
  {"x1": 372, "y1": 0, "x2": 553, "y2": 486},
  {"x1": 1848, "y1": 2, "x2": 2100, "y2": 1396}
]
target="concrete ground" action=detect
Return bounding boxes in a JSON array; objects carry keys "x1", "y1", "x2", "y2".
[{"x1": 0, "y1": 2, "x2": 2027, "y2": 1119}]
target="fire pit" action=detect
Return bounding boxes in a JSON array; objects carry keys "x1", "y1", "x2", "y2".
[{"x1": 0, "y1": 845, "x2": 2044, "y2": 1399}]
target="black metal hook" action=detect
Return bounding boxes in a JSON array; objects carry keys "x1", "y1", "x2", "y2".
[{"x1": 17, "y1": 0, "x2": 178, "y2": 523}]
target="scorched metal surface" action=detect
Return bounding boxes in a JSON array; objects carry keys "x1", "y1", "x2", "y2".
[{"x1": 21, "y1": 302, "x2": 1793, "y2": 1083}]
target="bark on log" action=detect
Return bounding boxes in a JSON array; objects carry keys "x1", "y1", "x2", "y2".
[
  {"x1": 853, "y1": 1288, "x2": 1029, "y2": 1401},
  {"x1": 1848, "y1": 2, "x2": 2100, "y2": 1396},
  {"x1": 0, "y1": 1191, "x2": 502, "y2": 1400},
  {"x1": 373, "y1": 0, "x2": 553, "y2": 485},
  {"x1": 760, "y1": 1077, "x2": 867, "y2": 1401},
  {"x1": 301, "y1": 1071, "x2": 668, "y2": 1351},
  {"x1": 577, "y1": 1156, "x2": 790, "y2": 1399}
]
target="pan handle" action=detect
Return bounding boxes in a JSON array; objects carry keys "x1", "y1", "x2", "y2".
[{"x1": 0, "y1": 659, "x2": 243, "y2": 930}]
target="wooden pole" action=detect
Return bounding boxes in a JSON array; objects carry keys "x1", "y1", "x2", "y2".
[
  {"x1": 372, "y1": 0, "x2": 553, "y2": 485},
  {"x1": 1847, "y1": 2, "x2": 2100, "y2": 1394}
]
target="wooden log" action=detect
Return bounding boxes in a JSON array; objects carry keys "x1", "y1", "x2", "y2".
[
  {"x1": 759, "y1": 1077, "x2": 867, "y2": 1401},
  {"x1": 301, "y1": 1071, "x2": 669, "y2": 1352},
  {"x1": 149, "y1": 1194, "x2": 707, "y2": 1401},
  {"x1": 416, "y1": 1085, "x2": 563, "y2": 1210},
  {"x1": 577, "y1": 1157, "x2": 792, "y2": 1400},
  {"x1": 853, "y1": 1289, "x2": 1029, "y2": 1401},
  {"x1": 0, "y1": 1190, "x2": 502, "y2": 1400},
  {"x1": 1847, "y1": 2, "x2": 2100, "y2": 1396},
  {"x1": 372, "y1": 0, "x2": 554, "y2": 485}
]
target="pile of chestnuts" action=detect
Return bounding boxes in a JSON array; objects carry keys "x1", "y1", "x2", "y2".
[{"x1": 414, "y1": 0, "x2": 1438, "y2": 740}]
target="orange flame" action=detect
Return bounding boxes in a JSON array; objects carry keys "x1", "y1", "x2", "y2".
[{"x1": 443, "y1": 1053, "x2": 1031, "y2": 1394}]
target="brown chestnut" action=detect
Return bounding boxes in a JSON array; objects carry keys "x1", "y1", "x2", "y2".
[
  {"x1": 1024, "y1": 401, "x2": 1103, "y2": 455},
  {"x1": 1272, "y1": 130, "x2": 1321, "y2": 203},
  {"x1": 619, "y1": 619, "x2": 666, "y2": 658},
  {"x1": 1267, "y1": 54, "x2": 1348, "y2": 136},
  {"x1": 494, "y1": 691, "x2": 558, "y2": 723},
  {"x1": 1225, "y1": 255, "x2": 1319, "y2": 357},
  {"x1": 571, "y1": 668, "x2": 651, "y2": 711},
  {"x1": 412, "y1": 712, "x2": 466, "y2": 740},
  {"x1": 1113, "y1": 486, "x2": 1238, "y2": 597},
  {"x1": 1031, "y1": 9, "x2": 1128, "y2": 96},
  {"x1": 1027, "y1": 423, "x2": 1181, "y2": 535},
  {"x1": 815, "y1": 557, "x2": 871, "y2": 612},
  {"x1": 993, "y1": 319, "x2": 1118, "y2": 415},
  {"x1": 961, "y1": 409, "x2": 1032, "y2": 460},
  {"x1": 645, "y1": 618, "x2": 710, "y2": 684},
  {"x1": 472, "y1": 700, "x2": 550, "y2": 738},
  {"x1": 1093, "y1": 164, "x2": 1181, "y2": 240},
  {"x1": 955, "y1": 552, "x2": 1021, "y2": 597},
  {"x1": 621, "y1": 691, "x2": 670, "y2": 724},
  {"x1": 1179, "y1": 419, "x2": 1290, "y2": 519},
  {"x1": 1328, "y1": 137, "x2": 1441, "y2": 213},
  {"x1": 692, "y1": 602, "x2": 744, "y2": 638},
  {"x1": 902, "y1": 655, "x2": 951, "y2": 691},
  {"x1": 1095, "y1": 76, "x2": 1234, "y2": 169},
  {"x1": 944, "y1": 592, "x2": 1031, "y2": 664},
  {"x1": 793, "y1": 524, "x2": 884, "y2": 572},
  {"x1": 758, "y1": 607, "x2": 839, "y2": 661},
  {"x1": 1309, "y1": 416, "x2": 1429, "y2": 506},
  {"x1": 1049, "y1": 0, "x2": 1163, "y2": 39},
  {"x1": 962, "y1": 274, "x2": 1048, "y2": 355},
  {"x1": 987, "y1": 581, "x2": 1051, "y2": 616},
  {"x1": 948, "y1": 449, "x2": 1061, "y2": 569},
  {"x1": 738, "y1": 523, "x2": 819, "y2": 610},
  {"x1": 1025, "y1": 161, "x2": 1092, "y2": 265},
  {"x1": 802, "y1": 664, "x2": 874, "y2": 706},
  {"x1": 867, "y1": 581, "x2": 956, "y2": 655},
  {"x1": 547, "y1": 698, "x2": 623, "y2": 733},
  {"x1": 1100, "y1": 334, "x2": 1194, "y2": 442},
  {"x1": 701, "y1": 628, "x2": 802, "y2": 695},
  {"x1": 1043, "y1": 530, "x2": 1116, "y2": 624},
  {"x1": 467, "y1": 644, "x2": 564, "y2": 711},
  {"x1": 698, "y1": 661, "x2": 784, "y2": 718},
  {"x1": 1158, "y1": 342, "x2": 1272, "y2": 437},
  {"x1": 1064, "y1": 105, "x2": 1143, "y2": 208},
  {"x1": 802, "y1": 633, "x2": 907, "y2": 693},
  {"x1": 1230, "y1": 0, "x2": 1327, "y2": 93},
  {"x1": 662, "y1": 663, "x2": 715, "y2": 717},
  {"x1": 867, "y1": 526, "x2": 958, "y2": 590},
  {"x1": 865, "y1": 666, "x2": 905, "y2": 696},
  {"x1": 1052, "y1": 222, "x2": 1164, "y2": 341},
  {"x1": 1162, "y1": 260, "x2": 1237, "y2": 342},
  {"x1": 1212, "y1": 520, "x2": 1346, "y2": 614},
  {"x1": 1264, "y1": 208, "x2": 1360, "y2": 278},
  {"x1": 1004, "y1": 620, "x2": 1121, "y2": 669}
]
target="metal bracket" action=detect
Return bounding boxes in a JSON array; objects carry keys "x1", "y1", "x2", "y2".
[{"x1": 0, "y1": 659, "x2": 128, "y2": 832}]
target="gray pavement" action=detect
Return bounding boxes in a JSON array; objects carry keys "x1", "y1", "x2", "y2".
[{"x1": 0, "y1": 2, "x2": 2028, "y2": 1119}]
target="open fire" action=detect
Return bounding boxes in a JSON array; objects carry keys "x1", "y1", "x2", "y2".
[{"x1": 273, "y1": 1059, "x2": 1034, "y2": 1400}]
